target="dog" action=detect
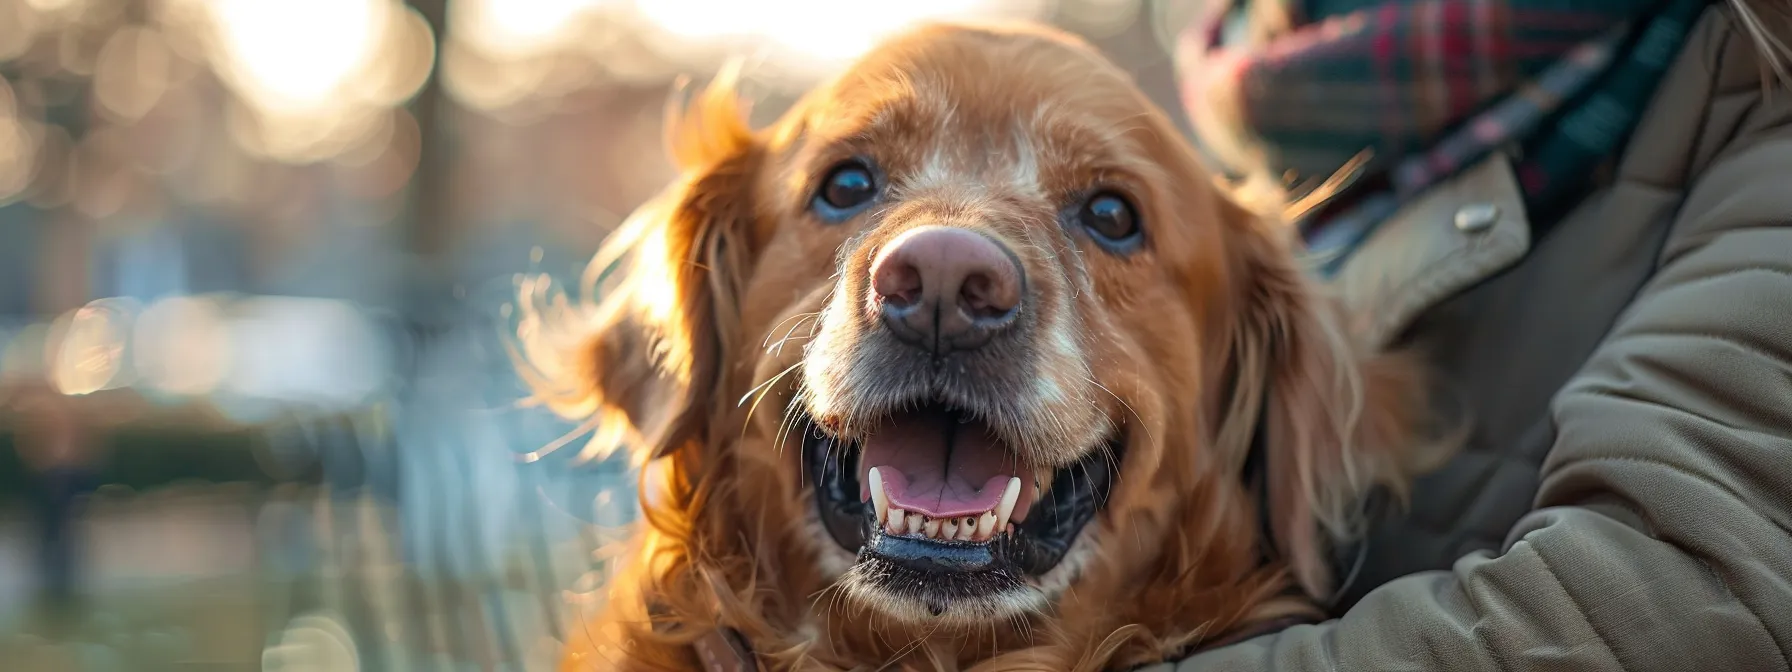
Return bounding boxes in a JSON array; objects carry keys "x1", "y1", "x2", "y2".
[{"x1": 517, "y1": 21, "x2": 1450, "y2": 672}]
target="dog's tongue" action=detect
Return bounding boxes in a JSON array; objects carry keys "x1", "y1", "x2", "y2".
[{"x1": 858, "y1": 406, "x2": 1018, "y2": 518}]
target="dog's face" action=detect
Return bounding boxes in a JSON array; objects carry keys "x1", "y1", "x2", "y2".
[
  {"x1": 788, "y1": 29, "x2": 1236, "y2": 623},
  {"x1": 529, "y1": 22, "x2": 1435, "y2": 653}
]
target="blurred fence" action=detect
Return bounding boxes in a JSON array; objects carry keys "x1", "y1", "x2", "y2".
[{"x1": 0, "y1": 0, "x2": 1198, "y2": 669}]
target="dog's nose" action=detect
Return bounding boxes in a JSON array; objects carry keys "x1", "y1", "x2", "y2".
[{"x1": 870, "y1": 226, "x2": 1022, "y2": 352}]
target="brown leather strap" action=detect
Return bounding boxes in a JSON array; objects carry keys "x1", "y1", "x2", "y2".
[
  {"x1": 691, "y1": 627, "x2": 757, "y2": 672},
  {"x1": 647, "y1": 598, "x2": 757, "y2": 672}
]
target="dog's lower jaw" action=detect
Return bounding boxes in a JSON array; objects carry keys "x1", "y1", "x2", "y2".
[
  {"x1": 798, "y1": 502, "x2": 1105, "y2": 631},
  {"x1": 799, "y1": 501, "x2": 1049, "y2": 627},
  {"x1": 838, "y1": 568, "x2": 1049, "y2": 629}
]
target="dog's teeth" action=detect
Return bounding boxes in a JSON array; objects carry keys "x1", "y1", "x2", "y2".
[
  {"x1": 923, "y1": 517, "x2": 941, "y2": 538},
  {"x1": 942, "y1": 518, "x2": 959, "y2": 539},
  {"x1": 976, "y1": 511, "x2": 996, "y2": 540},
  {"x1": 905, "y1": 513, "x2": 923, "y2": 534},
  {"x1": 868, "y1": 467, "x2": 889, "y2": 521},
  {"x1": 995, "y1": 477, "x2": 1020, "y2": 532},
  {"x1": 887, "y1": 506, "x2": 906, "y2": 534},
  {"x1": 956, "y1": 517, "x2": 976, "y2": 541}
]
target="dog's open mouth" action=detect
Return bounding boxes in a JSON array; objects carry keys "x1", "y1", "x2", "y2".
[{"x1": 806, "y1": 400, "x2": 1120, "y2": 614}]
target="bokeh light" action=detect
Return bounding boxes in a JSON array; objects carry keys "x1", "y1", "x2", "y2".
[
  {"x1": 156, "y1": 0, "x2": 437, "y2": 163},
  {"x1": 638, "y1": 0, "x2": 1027, "y2": 63},
  {"x1": 454, "y1": 0, "x2": 613, "y2": 59},
  {"x1": 1059, "y1": 0, "x2": 1143, "y2": 38},
  {"x1": 0, "y1": 77, "x2": 38, "y2": 205},
  {"x1": 132, "y1": 295, "x2": 232, "y2": 397},
  {"x1": 0, "y1": 0, "x2": 43, "y2": 62},
  {"x1": 442, "y1": 0, "x2": 1051, "y2": 114},
  {"x1": 261, "y1": 612, "x2": 362, "y2": 672},
  {"x1": 205, "y1": 0, "x2": 384, "y2": 113},
  {"x1": 92, "y1": 26, "x2": 174, "y2": 123},
  {"x1": 216, "y1": 296, "x2": 389, "y2": 412},
  {"x1": 24, "y1": 0, "x2": 82, "y2": 13},
  {"x1": 47, "y1": 297, "x2": 138, "y2": 396}
]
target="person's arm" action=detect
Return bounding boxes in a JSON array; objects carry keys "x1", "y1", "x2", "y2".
[{"x1": 1162, "y1": 21, "x2": 1792, "y2": 672}]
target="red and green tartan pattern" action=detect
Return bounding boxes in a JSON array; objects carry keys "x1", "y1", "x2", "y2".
[
  {"x1": 1184, "y1": 0, "x2": 1670, "y2": 182},
  {"x1": 1178, "y1": 0, "x2": 1707, "y2": 277}
]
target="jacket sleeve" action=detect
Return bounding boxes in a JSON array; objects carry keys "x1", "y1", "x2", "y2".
[{"x1": 1161, "y1": 24, "x2": 1792, "y2": 672}]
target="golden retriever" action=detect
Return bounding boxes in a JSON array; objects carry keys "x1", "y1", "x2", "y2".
[{"x1": 518, "y1": 21, "x2": 1447, "y2": 672}]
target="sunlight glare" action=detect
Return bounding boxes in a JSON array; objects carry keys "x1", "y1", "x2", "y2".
[
  {"x1": 24, "y1": 0, "x2": 79, "y2": 12},
  {"x1": 460, "y1": 0, "x2": 611, "y2": 56},
  {"x1": 206, "y1": 0, "x2": 384, "y2": 113},
  {"x1": 637, "y1": 0, "x2": 1008, "y2": 62}
]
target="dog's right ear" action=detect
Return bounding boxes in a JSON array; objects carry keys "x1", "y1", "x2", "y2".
[
  {"x1": 1211, "y1": 194, "x2": 1449, "y2": 601},
  {"x1": 515, "y1": 72, "x2": 759, "y2": 466}
]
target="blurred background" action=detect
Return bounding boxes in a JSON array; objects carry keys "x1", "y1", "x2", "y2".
[{"x1": 0, "y1": 0, "x2": 1197, "y2": 669}]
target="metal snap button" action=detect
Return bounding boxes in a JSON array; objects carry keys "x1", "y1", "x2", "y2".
[{"x1": 1453, "y1": 204, "x2": 1500, "y2": 233}]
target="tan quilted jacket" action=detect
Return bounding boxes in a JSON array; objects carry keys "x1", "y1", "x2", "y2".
[{"x1": 1156, "y1": 2, "x2": 1792, "y2": 670}]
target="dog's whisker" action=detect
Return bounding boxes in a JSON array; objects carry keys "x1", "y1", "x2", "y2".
[
  {"x1": 779, "y1": 404, "x2": 805, "y2": 493},
  {"x1": 741, "y1": 364, "x2": 801, "y2": 410},
  {"x1": 770, "y1": 331, "x2": 819, "y2": 359},
  {"x1": 740, "y1": 361, "x2": 801, "y2": 410},
  {"x1": 876, "y1": 619, "x2": 940, "y2": 671},
  {"x1": 762, "y1": 310, "x2": 820, "y2": 349},
  {"x1": 767, "y1": 313, "x2": 821, "y2": 358},
  {"x1": 1084, "y1": 375, "x2": 1151, "y2": 446},
  {"x1": 807, "y1": 578, "x2": 841, "y2": 608},
  {"x1": 741, "y1": 364, "x2": 803, "y2": 455},
  {"x1": 1098, "y1": 442, "x2": 1124, "y2": 495},
  {"x1": 779, "y1": 388, "x2": 810, "y2": 473}
]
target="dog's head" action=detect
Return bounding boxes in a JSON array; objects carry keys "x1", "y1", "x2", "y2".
[{"x1": 525, "y1": 22, "x2": 1443, "y2": 657}]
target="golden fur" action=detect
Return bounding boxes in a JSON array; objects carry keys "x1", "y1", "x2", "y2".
[{"x1": 517, "y1": 22, "x2": 1451, "y2": 672}]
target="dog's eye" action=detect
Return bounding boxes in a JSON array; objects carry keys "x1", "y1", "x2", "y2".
[
  {"x1": 813, "y1": 161, "x2": 878, "y2": 221},
  {"x1": 1078, "y1": 192, "x2": 1141, "y2": 247}
]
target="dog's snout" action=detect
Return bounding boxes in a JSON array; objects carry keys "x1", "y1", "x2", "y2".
[{"x1": 870, "y1": 226, "x2": 1022, "y2": 352}]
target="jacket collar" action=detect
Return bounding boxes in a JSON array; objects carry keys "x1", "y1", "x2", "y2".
[{"x1": 1330, "y1": 152, "x2": 1534, "y2": 348}]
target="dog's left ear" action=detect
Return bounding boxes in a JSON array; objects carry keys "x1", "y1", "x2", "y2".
[
  {"x1": 516, "y1": 73, "x2": 759, "y2": 465},
  {"x1": 1216, "y1": 203, "x2": 1446, "y2": 600}
]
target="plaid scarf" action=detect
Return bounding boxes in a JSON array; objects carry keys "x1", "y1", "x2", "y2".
[{"x1": 1177, "y1": 0, "x2": 1710, "y2": 276}]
